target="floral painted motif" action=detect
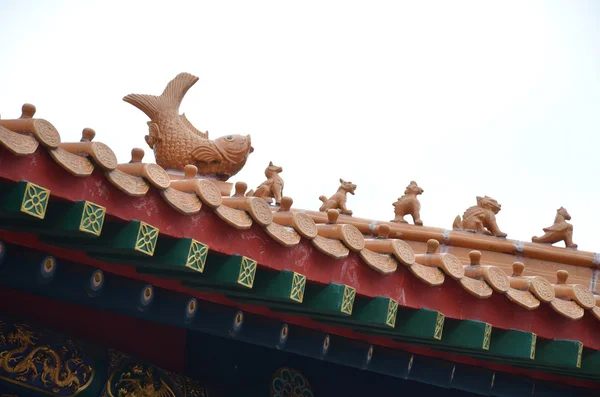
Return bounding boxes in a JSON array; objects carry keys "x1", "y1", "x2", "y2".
[
  {"x1": 79, "y1": 201, "x2": 106, "y2": 236},
  {"x1": 270, "y1": 367, "x2": 313, "y2": 397},
  {"x1": 20, "y1": 182, "x2": 50, "y2": 219}
]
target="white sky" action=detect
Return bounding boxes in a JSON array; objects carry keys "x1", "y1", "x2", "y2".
[{"x1": 1, "y1": 1, "x2": 600, "y2": 252}]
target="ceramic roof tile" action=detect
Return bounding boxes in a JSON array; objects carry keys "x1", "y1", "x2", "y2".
[{"x1": 1, "y1": 72, "x2": 600, "y2": 331}]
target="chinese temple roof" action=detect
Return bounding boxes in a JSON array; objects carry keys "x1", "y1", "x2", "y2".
[{"x1": 1, "y1": 72, "x2": 599, "y2": 390}]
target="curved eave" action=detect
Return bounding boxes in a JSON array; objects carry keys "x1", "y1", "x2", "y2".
[{"x1": 1, "y1": 147, "x2": 599, "y2": 352}]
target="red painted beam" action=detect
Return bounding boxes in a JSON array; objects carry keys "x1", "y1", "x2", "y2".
[{"x1": 1, "y1": 148, "x2": 599, "y2": 352}]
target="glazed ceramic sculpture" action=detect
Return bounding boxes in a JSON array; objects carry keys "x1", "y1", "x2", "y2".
[
  {"x1": 319, "y1": 179, "x2": 356, "y2": 216},
  {"x1": 532, "y1": 207, "x2": 578, "y2": 249},
  {"x1": 246, "y1": 162, "x2": 284, "y2": 205},
  {"x1": 453, "y1": 196, "x2": 507, "y2": 238},
  {"x1": 123, "y1": 72, "x2": 254, "y2": 181},
  {"x1": 391, "y1": 181, "x2": 424, "y2": 226}
]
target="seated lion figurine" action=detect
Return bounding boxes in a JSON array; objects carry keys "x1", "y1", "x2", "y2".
[
  {"x1": 453, "y1": 196, "x2": 507, "y2": 238},
  {"x1": 391, "y1": 181, "x2": 424, "y2": 225}
]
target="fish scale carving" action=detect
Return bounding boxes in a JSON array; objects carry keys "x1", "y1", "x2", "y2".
[{"x1": 123, "y1": 72, "x2": 254, "y2": 181}]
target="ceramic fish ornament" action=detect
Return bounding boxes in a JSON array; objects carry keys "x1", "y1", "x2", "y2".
[{"x1": 123, "y1": 72, "x2": 253, "y2": 181}]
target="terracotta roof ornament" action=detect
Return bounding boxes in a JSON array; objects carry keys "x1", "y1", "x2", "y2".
[
  {"x1": 361, "y1": 225, "x2": 415, "y2": 275},
  {"x1": 222, "y1": 182, "x2": 273, "y2": 227},
  {"x1": 266, "y1": 197, "x2": 315, "y2": 247},
  {"x1": 246, "y1": 161, "x2": 284, "y2": 205},
  {"x1": 532, "y1": 207, "x2": 578, "y2": 249},
  {"x1": 313, "y1": 209, "x2": 364, "y2": 258},
  {"x1": 391, "y1": 180, "x2": 424, "y2": 226},
  {"x1": 272, "y1": 197, "x2": 318, "y2": 240},
  {"x1": 507, "y1": 262, "x2": 554, "y2": 310},
  {"x1": 0, "y1": 103, "x2": 60, "y2": 149},
  {"x1": 0, "y1": 104, "x2": 43, "y2": 155},
  {"x1": 452, "y1": 196, "x2": 508, "y2": 238},
  {"x1": 412, "y1": 239, "x2": 465, "y2": 286},
  {"x1": 123, "y1": 72, "x2": 254, "y2": 181},
  {"x1": 459, "y1": 250, "x2": 510, "y2": 299},
  {"x1": 318, "y1": 178, "x2": 356, "y2": 216},
  {"x1": 549, "y1": 270, "x2": 596, "y2": 320}
]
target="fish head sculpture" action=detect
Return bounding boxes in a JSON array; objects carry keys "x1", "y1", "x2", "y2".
[
  {"x1": 209, "y1": 133, "x2": 254, "y2": 179},
  {"x1": 214, "y1": 133, "x2": 253, "y2": 161}
]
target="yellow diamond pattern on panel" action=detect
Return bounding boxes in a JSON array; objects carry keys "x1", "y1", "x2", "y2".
[
  {"x1": 434, "y1": 313, "x2": 445, "y2": 340},
  {"x1": 290, "y1": 273, "x2": 306, "y2": 303},
  {"x1": 483, "y1": 323, "x2": 492, "y2": 350},
  {"x1": 134, "y1": 221, "x2": 159, "y2": 256},
  {"x1": 386, "y1": 298, "x2": 398, "y2": 328},
  {"x1": 185, "y1": 240, "x2": 208, "y2": 272},
  {"x1": 341, "y1": 285, "x2": 356, "y2": 315},
  {"x1": 238, "y1": 257, "x2": 257, "y2": 288},
  {"x1": 20, "y1": 182, "x2": 50, "y2": 219},
  {"x1": 79, "y1": 201, "x2": 106, "y2": 236}
]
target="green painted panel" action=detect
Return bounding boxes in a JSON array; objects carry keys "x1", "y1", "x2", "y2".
[
  {"x1": 438, "y1": 318, "x2": 491, "y2": 351},
  {"x1": 487, "y1": 329, "x2": 536, "y2": 361},
  {"x1": 0, "y1": 180, "x2": 50, "y2": 220},
  {"x1": 535, "y1": 339, "x2": 583, "y2": 369}
]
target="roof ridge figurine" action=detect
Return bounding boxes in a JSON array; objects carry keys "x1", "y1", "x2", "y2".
[
  {"x1": 123, "y1": 72, "x2": 254, "y2": 181},
  {"x1": 453, "y1": 195, "x2": 507, "y2": 238},
  {"x1": 246, "y1": 161, "x2": 284, "y2": 205},
  {"x1": 319, "y1": 178, "x2": 356, "y2": 216},
  {"x1": 532, "y1": 207, "x2": 578, "y2": 249},
  {"x1": 391, "y1": 180, "x2": 424, "y2": 226}
]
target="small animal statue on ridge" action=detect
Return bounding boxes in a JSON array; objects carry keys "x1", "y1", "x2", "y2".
[
  {"x1": 123, "y1": 72, "x2": 254, "y2": 181},
  {"x1": 532, "y1": 207, "x2": 578, "y2": 249},
  {"x1": 453, "y1": 195, "x2": 508, "y2": 238},
  {"x1": 319, "y1": 178, "x2": 357, "y2": 216},
  {"x1": 246, "y1": 161, "x2": 284, "y2": 205},
  {"x1": 391, "y1": 180, "x2": 424, "y2": 226}
]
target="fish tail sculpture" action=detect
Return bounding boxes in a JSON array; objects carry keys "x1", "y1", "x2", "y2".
[{"x1": 123, "y1": 72, "x2": 253, "y2": 181}]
